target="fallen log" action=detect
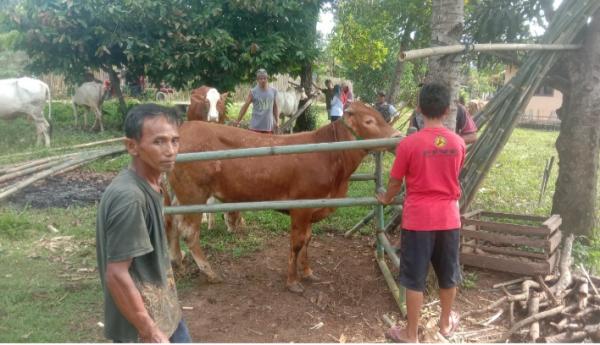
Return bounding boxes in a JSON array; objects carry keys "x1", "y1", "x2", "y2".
[
  {"x1": 499, "y1": 304, "x2": 576, "y2": 342},
  {"x1": 529, "y1": 294, "x2": 540, "y2": 342}
]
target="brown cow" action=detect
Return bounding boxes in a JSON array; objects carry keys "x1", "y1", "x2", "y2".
[
  {"x1": 167, "y1": 101, "x2": 400, "y2": 293},
  {"x1": 187, "y1": 86, "x2": 229, "y2": 123}
]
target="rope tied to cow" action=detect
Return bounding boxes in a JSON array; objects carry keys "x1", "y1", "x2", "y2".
[{"x1": 340, "y1": 117, "x2": 363, "y2": 140}]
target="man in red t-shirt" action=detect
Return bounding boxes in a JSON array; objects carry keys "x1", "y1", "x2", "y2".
[{"x1": 376, "y1": 83, "x2": 466, "y2": 343}]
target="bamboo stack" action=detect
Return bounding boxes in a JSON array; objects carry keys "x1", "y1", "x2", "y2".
[
  {"x1": 0, "y1": 146, "x2": 125, "y2": 202},
  {"x1": 460, "y1": 0, "x2": 600, "y2": 210}
]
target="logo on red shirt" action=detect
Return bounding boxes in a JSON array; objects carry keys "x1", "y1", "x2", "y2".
[{"x1": 434, "y1": 135, "x2": 447, "y2": 148}]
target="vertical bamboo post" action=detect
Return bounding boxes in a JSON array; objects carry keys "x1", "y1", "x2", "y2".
[{"x1": 374, "y1": 151, "x2": 406, "y2": 315}]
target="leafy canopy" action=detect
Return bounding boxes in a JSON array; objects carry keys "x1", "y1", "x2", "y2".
[{"x1": 9, "y1": 0, "x2": 324, "y2": 90}]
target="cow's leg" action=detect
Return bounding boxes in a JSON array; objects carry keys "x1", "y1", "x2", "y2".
[
  {"x1": 205, "y1": 196, "x2": 217, "y2": 230},
  {"x1": 298, "y1": 222, "x2": 319, "y2": 282},
  {"x1": 179, "y1": 213, "x2": 222, "y2": 283},
  {"x1": 32, "y1": 111, "x2": 51, "y2": 147},
  {"x1": 72, "y1": 102, "x2": 78, "y2": 127},
  {"x1": 165, "y1": 197, "x2": 185, "y2": 267},
  {"x1": 94, "y1": 106, "x2": 104, "y2": 132},
  {"x1": 287, "y1": 209, "x2": 313, "y2": 293},
  {"x1": 224, "y1": 211, "x2": 244, "y2": 232}
]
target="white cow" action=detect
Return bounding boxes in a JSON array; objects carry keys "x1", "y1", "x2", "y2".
[
  {"x1": 0, "y1": 77, "x2": 52, "y2": 147},
  {"x1": 72, "y1": 81, "x2": 106, "y2": 131},
  {"x1": 276, "y1": 86, "x2": 308, "y2": 129}
]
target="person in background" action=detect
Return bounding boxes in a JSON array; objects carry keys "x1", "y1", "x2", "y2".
[
  {"x1": 341, "y1": 82, "x2": 354, "y2": 109},
  {"x1": 318, "y1": 79, "x2": 334, "y2": 120},
  {"x1": 377, "y1": 83, "x2": 465, "y2": 343},
  {"x1": 329, "y1": 84, "x2": 344, "y2": 122},
  {"x1": 373, "y1": 91, "x2": 398, "y2": 123},
  {"x1": 235, "y1": 68, "x2": 279, "y2": 134},
  {"x1": 96, "y1": 104, "x2": 192, "y2": 343},
  {"x1": 409, "y1": 96, "x2": 478, "y2": 144}
]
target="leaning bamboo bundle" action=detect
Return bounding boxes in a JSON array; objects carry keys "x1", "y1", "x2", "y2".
[
  {"x1": 0, "y1": 137, "x2": 124, "y2": 161},
  {"x1": 0, "y1": 146, "x2": 125, "y2": 202},
  {"x1": 460, "y1": 0, "x2": 600, "y2": 210}
]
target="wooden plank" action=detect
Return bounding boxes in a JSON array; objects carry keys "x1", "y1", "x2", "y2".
[
  {"x1": 461, "y1": 228, "x2": 545, "y2": 248},
  {"x1": 462, "y1": 219, "x2": 551, "y2": 236},
  {"x1": 461, "y1": 243, "x2": 547, "y2": 260},
  {"x1": 542, "y1": 214, "x2": 562, "y2": 233},
  {"x1": 461, "y1": 253, "x2": 551, "y2": 275},
  {"x1": 545, "y1": 230, "x2": 562, "y2": 256},
  {"x1": 461, "y1": 209, "x2": 483, "y2": 220},
  {"x1": 479, "y1": 211, "x2": 547, "y2": 222}
]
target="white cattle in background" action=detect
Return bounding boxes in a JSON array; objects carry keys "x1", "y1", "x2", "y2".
[
  {"x1": 276, "y1": 86, "x2": 308, "y2": 131},
  {"x1": 0, "y1": 77, "x2": 52, "y2": 147},
  {"x1": 72, "y1": 81, "x2": 107, "y2": 131}
]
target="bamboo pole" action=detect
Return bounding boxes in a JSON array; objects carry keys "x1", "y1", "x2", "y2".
[
  {"x1": 0, "y1": 147, "x2": 125, "y2": 202},
  {"x1": 0, "y1": 153, "x2": 77, "y2": 175},
  {"x1": 175, "y1": 137, "x2": 401, "y2": 163},
  {"x1": 460, "y1": 0, "x2": 600, "y2": 211},
  {"x1": 399, "y1": 43, "x2": 581, "y2": 61},
  {"x1": 0, "y1": 137, "x2": 124, "y2": 160},
  {"x1": 0, "y1": 159, "x2": 65, "y2": 184}
]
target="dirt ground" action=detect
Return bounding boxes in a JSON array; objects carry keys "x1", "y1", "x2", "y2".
[
  {"x1": 7, "y1": 170, "x2": 115, "y2": 208},
  {"x1": 9, "y1": 170, "x2": 519, "y2": 343}
]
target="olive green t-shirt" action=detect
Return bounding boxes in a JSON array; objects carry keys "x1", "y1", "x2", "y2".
[{"x1": 96, "y1": 169, "x2": 181, "y2": 342}]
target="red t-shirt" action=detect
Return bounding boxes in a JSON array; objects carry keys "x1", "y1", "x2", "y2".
[{"x1": 390, "y1": 127, "x2": 466, "y2": 231}]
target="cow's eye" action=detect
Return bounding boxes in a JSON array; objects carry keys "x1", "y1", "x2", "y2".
[{"x1": 365, "y1": 119, "x2": 374, "y2": 125}]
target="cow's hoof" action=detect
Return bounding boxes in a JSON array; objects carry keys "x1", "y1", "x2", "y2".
[
  {"x1": 302, "y1": 272, "x2": 320, "y2": 282},
  {"x1": 207, "y1": 274, "x2": 223, "y2": 284},
  {"x1": 287, "y1": 281, "x2": 304, "y2": 294}
]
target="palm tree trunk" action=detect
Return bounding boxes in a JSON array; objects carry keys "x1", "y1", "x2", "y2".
[
  {"x1": 552, "y1": 10, "x2": 600, "y2": 237},
  {"x1": 425, "y1": 0, "x2": 463, "y2": 131}
]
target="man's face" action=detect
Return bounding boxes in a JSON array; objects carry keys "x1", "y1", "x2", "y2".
[
  {"x1": 257, "y1": 75, "x2": 268, "y2": 88},
  {"x1": 325, "y1": 81, "x2": 332, "y2": 89},
  {"x1": 377, "y1": 95, "x2": 385, "y2": 103},
  {"x1": 129, "y1": 116, "x2": 180, "y2": 174}
]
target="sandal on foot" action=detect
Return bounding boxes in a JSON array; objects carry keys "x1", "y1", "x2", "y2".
[{"x1": 439, "y1": 311, "x2": 460, "y2": 338}]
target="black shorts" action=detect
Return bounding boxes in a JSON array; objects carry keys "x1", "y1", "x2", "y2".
[{"x1": 398, "y1": 228, "x2": 461, "y2": 292}]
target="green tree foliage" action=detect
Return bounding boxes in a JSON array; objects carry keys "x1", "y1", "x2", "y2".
[
  {"x1": 329, "y1": 0, "x2": 430, "y2": 102},
  {"x1": 8, "y1": 0, "x2": 323, "y2": 92}
]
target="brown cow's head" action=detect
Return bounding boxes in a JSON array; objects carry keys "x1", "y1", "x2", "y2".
[{"x1": 343, "y1": 101, "x2": 401, "y2": 140}]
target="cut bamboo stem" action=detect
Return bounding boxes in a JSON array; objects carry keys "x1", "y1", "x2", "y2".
[
  {"x1": 399, "y1": 43, "x2": 581, "y2": 61},
  {"x1": 0, "y1": 147, "x2": 125, "y2": 202}
]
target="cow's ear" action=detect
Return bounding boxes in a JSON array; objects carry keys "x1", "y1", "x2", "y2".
[{"x1": 220, "y1": 92, "x2": 229, "y2": 101}]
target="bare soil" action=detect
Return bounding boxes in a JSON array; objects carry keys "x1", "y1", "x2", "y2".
[
  {"x1": 8, "y1": 169, "x2": 517, "y2": 342},
  {"x1": 176, "y1": 232, "x2": 515, "y2": 343},
  {"x1": 7, "y1": 170, "x2": 116, "y2": 208}
]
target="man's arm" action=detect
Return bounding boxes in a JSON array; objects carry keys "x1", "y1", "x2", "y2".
[
  {"x1": 460, "y1": 111, "x2": 478, "y2": 145},
  {"x1": 236, "y1": 92, "x2": 253, "y2": 126},
  {"x1": 376, "y1": 177, "x2": 403, "y2": 205},
  {"x1": 105, "y1": 260, "x2": 169, "y2": 343},
  {"x1": 461, "y1": 132, "x2": 477, "y2": 145}
]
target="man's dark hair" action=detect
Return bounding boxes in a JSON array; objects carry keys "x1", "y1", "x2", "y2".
[
  {"x1": 124, "y1": 103, "x2": 181, "y2": 140},
  {"x1": 418, "y1": 83, "x2": 450, "y2": 119},
  {"x1": 377, "y1": 91, "x2": 386, "y2": 97}
]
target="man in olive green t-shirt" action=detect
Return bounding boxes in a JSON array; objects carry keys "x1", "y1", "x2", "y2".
[{"x1": 96, "y1": 103, "x2": 191, "y2": 342}]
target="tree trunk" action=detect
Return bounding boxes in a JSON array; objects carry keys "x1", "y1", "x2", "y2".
[
  {"x1": 552, "y1": 11, "x2": 600, "y2": 238},
  {"x1": 424, "y1": 0, "x2": 463, "y2": 131},
  {"x1": 106, "y1": 67, "x2": 128, "y2": 121},
  {"x1": 387, "y1": 32, "x2": 411, "y2": 104},
  {"x1": 294, "y1": 62, "x2": 317, "y2": 132}
]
